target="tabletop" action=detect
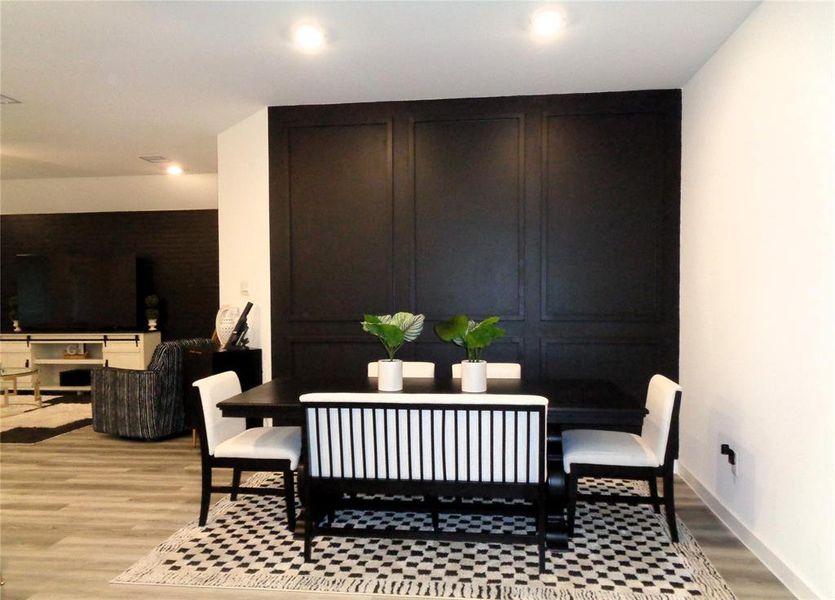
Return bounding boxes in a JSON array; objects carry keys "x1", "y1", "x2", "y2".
[
  {"x1": 0, "y1": 367, "x2": 39, "y2": 377},
  {"x1": 217, "y1": 377, "x2": 647, "y2": 429}
]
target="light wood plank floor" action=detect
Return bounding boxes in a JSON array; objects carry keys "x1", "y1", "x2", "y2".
[{"x1": 0, "y1": 426, "x2": 793, "y2": 599}]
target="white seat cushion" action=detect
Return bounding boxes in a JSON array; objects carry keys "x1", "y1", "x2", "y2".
[
  {"x1": 214, "y1": 426, "x2": 302, "y2": 469},
  {"x1": 562, "y1": 429, "x2": 660, "y2": 474}
]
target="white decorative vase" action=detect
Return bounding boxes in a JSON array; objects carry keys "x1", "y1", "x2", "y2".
[
  {"x1": 461, "y1": 360, "x2": 487, "y2": 393},
  {"x1": 215, "y1": 305, "x2": 241, "y2": 347},
  {"x1": 12, "y1": 320, "x2": 21, "y2": 332},
  {"x1": 147, "y1": 318, "x2": 158, "y2": 331},
  {"x1": 377, "y1": 359, "x2": 403, "y2": 392}
]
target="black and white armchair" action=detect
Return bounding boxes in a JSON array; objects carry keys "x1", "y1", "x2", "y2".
[
  {"x1": 192, "y1": 372, "x2": 301, "y2": 530},
  {"x1": 562, "y1": 374, "x2": 683, "y2": 542}
]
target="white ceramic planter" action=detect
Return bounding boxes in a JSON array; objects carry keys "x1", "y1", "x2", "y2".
[
  {"x1": 12, "y1": 320, "x2": 21, "y2": 332},
  {"x1": 461, "y1": 360, "x2": 487, "y2": 393},
  {"x1": 147, "y1": 318, "x2": 158, "y2": 331},
  {"x1": 377, "y1": 359, "x2": 403, "y2": 391}
]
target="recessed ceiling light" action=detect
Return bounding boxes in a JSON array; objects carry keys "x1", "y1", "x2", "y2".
[
  {"x1": 166, "y1": 165, "x2": 183, "y2": 176},
  {"x1": 292, "y1": 22, "x2": 326, "y2": 53},
  {"x1": 530, "y1": 8, "x2": 565, "y2": 41}
]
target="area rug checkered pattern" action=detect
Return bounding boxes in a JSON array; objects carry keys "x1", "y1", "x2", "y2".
[{"x1": 114, "y1": 473, "x2": 735, "y2": 599}]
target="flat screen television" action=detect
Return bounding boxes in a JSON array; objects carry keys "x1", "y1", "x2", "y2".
[{"x1": 16, "y1": 254, "x2": 144, "y2": 331}]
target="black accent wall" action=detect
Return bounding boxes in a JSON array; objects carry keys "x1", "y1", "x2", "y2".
[
  {"x1": 269, "y1": 90, "x2": 681, "y2": 401},
  {"x1": 0, "y1": 210, "x2": 219, "y2": 341}
]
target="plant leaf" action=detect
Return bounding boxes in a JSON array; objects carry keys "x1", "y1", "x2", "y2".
[
  {"x1": 363, "y1": 322, "x2": 405, "y2": 349},
  {"x1": 463, "y1": 315, "x2": 505, "y2": 350},
  {"x1": 434, "y1": 314, "x2": 469, "y2": 346},
  {"x1": 394, "y1": 313, "x2": 425, "y2": 342}
]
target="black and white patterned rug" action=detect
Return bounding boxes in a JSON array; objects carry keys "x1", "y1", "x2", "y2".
[
  {"x1": 1, "y1": 395, "x2": 91, "y2": 444},
  {"x1": 114, "y1": 474, "x2": 735, "y2": 599}
]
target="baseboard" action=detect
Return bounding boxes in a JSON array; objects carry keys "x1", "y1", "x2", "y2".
[{"x1": 677, "y1": 463, "x2": 819, "y2": 599}]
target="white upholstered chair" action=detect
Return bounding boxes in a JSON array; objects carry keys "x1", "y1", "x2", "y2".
[
  {"x1": 367, "y1": 361, "x2": 435, "y2": 378},
  {"x1": 562, "y1": 374, "x2": 682, "y2": 542},
  {"x1": 192, "y1": 371, "x2": 301, "y2": 529},
  {"x1": 451, "y1": 362, "x2": 521, "y2": 379}
]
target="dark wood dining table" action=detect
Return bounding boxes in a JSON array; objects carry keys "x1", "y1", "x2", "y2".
[
  {"x1": 216, "y1": 376, "x2": 647, "y2": 549},
  {"x1": 217, "y1": 377, "x2": 645, "y2": 428}
]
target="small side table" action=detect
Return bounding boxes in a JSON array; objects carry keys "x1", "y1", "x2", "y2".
[{"x1": 1, "y1": 367, "x2": 42, "y2": 408}]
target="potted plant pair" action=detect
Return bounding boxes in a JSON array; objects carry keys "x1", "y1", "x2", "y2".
[
  {"x1": 361, "y1": 312, "x2": 425, "y2": 391},
  {"x1": 435, "y1": 314, "x2": 505, "y2": 392}
]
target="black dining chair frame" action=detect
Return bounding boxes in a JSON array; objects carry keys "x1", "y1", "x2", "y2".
[
  {"x1": 565, "y1": 390, "x2": 682, "y2": 542},
  {"x1": 189, "y1": 396, "x2": 297, "y2": 530}
]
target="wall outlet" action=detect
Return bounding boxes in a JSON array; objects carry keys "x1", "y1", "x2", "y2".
[
  {"x1": 721, "y1": 443, "x2": 738, "y2": 477},
  {"x1": 240, "y1": 280, "x2": 250, "y2": 296}
]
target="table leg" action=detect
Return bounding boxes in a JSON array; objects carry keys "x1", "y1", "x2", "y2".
[
  {"x1": 546, "y1": 461, "x2": 569, "y2": 550},
  {"x1": 33, "y1": 372, "x2": 42, "y2": 408}
]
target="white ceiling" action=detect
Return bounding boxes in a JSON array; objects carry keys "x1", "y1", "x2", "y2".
[{"x1": 0, "y1": 1, "x2": 758, "y2": 180}]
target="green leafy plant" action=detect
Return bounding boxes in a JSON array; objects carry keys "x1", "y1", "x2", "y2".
[
  {"x1": 434, "y1": 314, "x2": 505, "y2": 362},
  {"x1": 144, "y1": 294, "x2": 160, "y2": 320},
  {"x1": 361, "y1": 312, "x2": 425, "y2": 360},
  {"x1": 7, "y1": 296, "x2": 19, "y2": 321}
]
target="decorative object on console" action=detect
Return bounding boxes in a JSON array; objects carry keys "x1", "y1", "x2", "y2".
[
  {"x1": 63, "y1": 343, "x2": 89, "y2": 360},
  {"x1": 215, "y1": 305, "x2": 240, "y2": 347},
  {"x1": 223, "y1": 302, "x2": 253, "y2": 350},
  {"x1": 360, "y1": 312, "x2": 425, "y2": 391},
  {"x1": 7, "y1": 296, "x2": 21, "y2": 332},
  {"x1": 434, "y1": 314, "x2": 505, "y2": 393},
  {"x1": 144, "y1": 294, "x2": 160, "y2": 331}
]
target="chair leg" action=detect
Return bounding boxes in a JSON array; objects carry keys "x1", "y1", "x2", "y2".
[
  {"x1": 566, "y1": 473, "x2": 578, "y2": 536},
  {"x1": 537, "y1": 495, "x2": 547, "y2": 573},
  {"x1": 284, "y1": 470, "x2": 297, "y2": 532},
  {"x1": 199, "y1": 464, "x2": 212, "y2": 527},
  {"x1": 648, "y1": 476, "x2": 661, "y2": 514},
  {"x1": 303, "y1": 488, "x2": 314, "y2": 562},
  {"x1": 230, "y1": 468, "x2": 242, "y2": 501},
  {"x1": 663, "y1": 472, "x2": 679, "y2": 543}
]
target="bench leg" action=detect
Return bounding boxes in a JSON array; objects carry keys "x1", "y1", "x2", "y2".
[
  {"x1": 425, "y1": 495, "x2": 440, "y2": 531},
  {"x1": 304, "y1": 490, "x2": 314, "y2": 561}
]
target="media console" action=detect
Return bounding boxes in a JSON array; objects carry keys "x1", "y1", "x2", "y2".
[{"x1": 0, "y1": 332, "x2": 160, "y2": 393}]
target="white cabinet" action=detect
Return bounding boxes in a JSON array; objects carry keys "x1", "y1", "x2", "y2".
[
  {"x1": 0, "y1": 332, "x2": 161, "y2": 392},
  {"x1": 0, "y1": 340, "x2": 33, "y2": 386}
]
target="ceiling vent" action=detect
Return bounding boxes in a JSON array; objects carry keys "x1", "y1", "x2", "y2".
[
  {"x1": 139, "y1": 155, "x2": 168, "y2": 163},
  {"x1": 0, "y1": 94, "x2": 22, "y2": 104}
]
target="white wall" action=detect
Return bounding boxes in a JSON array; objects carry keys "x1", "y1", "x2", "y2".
[
  {"x1": 217, "y1": 108, "x2": 271, "y2": 381},
  {"x1": 0, "y1": 173, "x2": 217, "y2": 214},
  {"x1": 680, "y1": 3, "x2": 834, "y2": 599}
]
